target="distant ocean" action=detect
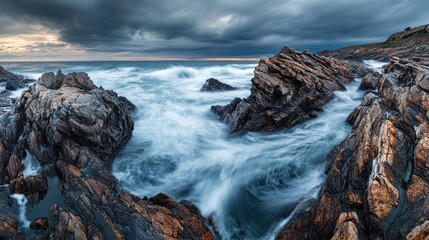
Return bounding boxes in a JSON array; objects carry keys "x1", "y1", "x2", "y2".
[{"x1": 0, "y1": 60, "x2": 380, "y2": 239}]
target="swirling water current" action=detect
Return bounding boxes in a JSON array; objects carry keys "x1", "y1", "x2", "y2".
[{"x1": 1, "y1": 60, "x2": 384, "y2": 239}]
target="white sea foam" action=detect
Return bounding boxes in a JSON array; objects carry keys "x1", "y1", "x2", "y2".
[
  {"x1": 103, "y1": 63, "x2": 365, "y2": 239},
  {"x1": 364, "y1": 59, "x2": 388, "y2": 73},
  {"x1": 22, "y1": 150, "x2": 42, "y2": 177},
  {"x1": 10, "y1": 193, "x2": 30, "y2": 228},
  {"x1": 6, "y1": 61, "x2": 366, "y2": 239}
]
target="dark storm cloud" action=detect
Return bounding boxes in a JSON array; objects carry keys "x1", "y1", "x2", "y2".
[{"x1": 1, "y1": 0, "x2": 429, "y2": 58}]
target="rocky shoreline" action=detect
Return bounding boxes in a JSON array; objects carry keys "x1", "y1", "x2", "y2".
[
  {"x1": 0, "y1": 71, "x2": 214, "y2": 239},
  {"x1": 211, "y1": 47, "x2": 377, "y2": 132},
  {"x1": 318, "y1": 24, "x2": 429, "y2": 60},
  {"x1": 0, "y1": 66, "x2": 34, "y2": 118},
  {"x1": 0, "y1": 23, "x2": 428, "y2": 240},
  {"x1": 276, "y1": 57, "x2": 429, "y2": 240}
]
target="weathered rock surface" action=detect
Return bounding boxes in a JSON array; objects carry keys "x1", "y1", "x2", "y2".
[
  {"x1": 277, "y1": 57, "x2": 429, "y2": 239},
  {"x1": 358, "y1": 73, "x2": 380, "y2": 90},
  {"x1": 0, "y1": 186, "x2": 19, "y2": 239},
  {"x1": 201, "y1": 78, "x2": 236, "y2": 91},
  {"x1": 212, "y1": 47, "x2": 354, "y2": 132},
  {"x1": 10, "y1": 176, "x2": 48, "y2": 203},
  {"x1": 30, "y1": 217, "x2": 49, "y2": 230},
  {"x1": 318, "y1": 24, "x2": 429, "y2": 60},
  {"x1": 0, "y1": 71, "x2": 214, "y2": 239}
]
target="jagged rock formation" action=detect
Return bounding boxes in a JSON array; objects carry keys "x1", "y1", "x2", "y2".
[
  {"x1": 318, "y1": 24, "x2": 429, "y2": 60},
  {"x1": 0, "y1": 71, "x2": 214, "y2": 239},
  {"x1": 358, "y1": 73, "x2": 380, "y2": 91},
  {"x1": 0, "y1": 187, "x2": 19, "y2": 239},
  {"x1": 277, "y1": 57, "x2": 429, "y2": 240},
  {"x1": 387, "y1": 24, "x2": 429, "y2": 42},
  {"x1": 0, "y1": 66, "x2": 33, "y2": 91},
  {"x1": 0, "y1": 66, "x2": 34, "y2": 118},
  {"x1": 201, "y1": 78, "x2": 236, "y2": 91},
  {"x1": 212, "y1": 47, "x2": 355, "y2": 132}
]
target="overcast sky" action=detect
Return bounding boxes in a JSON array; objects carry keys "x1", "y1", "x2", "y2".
[{"x1": 0, "y1": 0, "x2": 428, "y2": 61}]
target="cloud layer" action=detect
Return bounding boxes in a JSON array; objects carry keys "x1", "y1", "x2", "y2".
[{"x1": 0, "y1": 0, "x2": 428, "y2": 60}]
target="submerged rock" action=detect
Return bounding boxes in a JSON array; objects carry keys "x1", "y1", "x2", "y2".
[
  {"x1": 201, "y1": 78, "x2": 236, "y2": 91},
  {"x1": 277, "y1": 57, "x2": 429, "y2": 239},
  {"x1": 0, "y1": 71, "x2": 214, "y2": 239},
  {"x1": 212, "y1": 47, "x2": 354, "y2": 132}
]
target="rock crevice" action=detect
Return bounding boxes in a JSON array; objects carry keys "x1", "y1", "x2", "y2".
[
  {"x1": 0, "y1": 71, "x2": 214, "y2": 239},
  {"x1": 212, "y1": 47, "x2": 355, "y2": 132},
  {"x1": 277, "y1": 57, "x2": 429, "y2": 240}
]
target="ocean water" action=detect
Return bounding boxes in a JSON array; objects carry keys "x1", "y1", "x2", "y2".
[{"x1": 1, "y1": 60, "x2": 383, "y2": 239}]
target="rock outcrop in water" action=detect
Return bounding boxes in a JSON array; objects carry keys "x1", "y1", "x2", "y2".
[
  {"x1": 0, "y1": 66, "x2": 34, "y2": 118},
  {"x1": 212, "y1": 47, "x2": 355, "y2": 132},
  {"x1": 318, "y1": 24, "x2": 429, "y2": 60},
  {"x1": 277, "y1": 57, "x2": 429, "y2": 239},
  {"x1": 0, "y1": 66, "x2": 34, "y2": 91},
  {"x1": 0, "y1": 71, "x2": 214, "y2": 239},
  {"x1": 201, "y1": 78, "x2": 236, "y2": 91}
]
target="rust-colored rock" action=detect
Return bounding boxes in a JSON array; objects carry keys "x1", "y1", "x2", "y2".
[
  {"x1": 10, "y1": 175, "x2": 48, "y2": 203},
  {"x1": 212, "y1": 47, "x2": 354, "y2": 132},
  {"x1": 277, "y1": 57, "x2": 429, "y2": 239},
  {"x1": 10, "y1": 175, "x2": 48, "y2": 194},
  {"x1": 0, "y1": 71, "x2": 214, "y2": 239},
  {"x1": 330, "y1": 212, "x2": 360, "y2": 240},
  {"x1": 149, "y1": 193, "x2": 215, "y2": 240},
  {"x1": 30, "y1": 217, "x2": 49, "y2": 230},
  {"x1": 0, "y1": 215, "x2": 18, "y2": 239},
  {"x1": 407, "y1": 220, "x2": 429, "y2": 240}
]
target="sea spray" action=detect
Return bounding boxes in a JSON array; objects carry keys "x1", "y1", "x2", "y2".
[
  {"x1": 10, "y1": 193, "x2": 30, "y2": 228},
  {"x1": 22, "y1": 151, "x2": 42, "y2": 177},
  {"x1": 2, "y1": 60, "x2": 386, "y2": 239}
]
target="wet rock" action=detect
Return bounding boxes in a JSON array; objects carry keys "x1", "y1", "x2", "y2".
[
  {"x1": 5, "y1": 77, "x2": 33, "y2": 91},
  {"x1": 49, "y1": 205, "x2": 88, "y2": 239},
  {"x1": 358, "y1": 73, "x2": 380, "y2": 90},
  {"x1": 0, "y1": 186, "x2": 19, "y2": 239},
  {"x1": 201, "y1": 78, "x2": 236, "y2": 91},
  {"x1": 343, "y1": 60, "x2": 381, "y2": 91},
  {"x1": 406, "y1": 220, "x2": 429, "y2": 240},
  {"x1": 0, "y1": 66, "x2": 34, "y2": 118},
  {"x1": 10, "y1": 176, "x2": 48, "y2": 194},
  {"x1": 344, "y1": 60, "x2": 380, "y2": 77},
  {"x1": 0, "y1": 65, "x2": 33, "y2": 91},
  {"x1": 30, "y1": 217, "x2": 49, "y2": 230},
  {"x1": 277, "y1": 57, "x2": 429, "y2": 239},
  {"x1": 331, "y1": 212, "x2": 360, "y2": 240},
  {"x1": 10, "y1": 176, "x2": 48, "y2": 203},
  {"x1": 0, "y1": 70, "x2": 214, "y2": 239},
  {"x1": 38, "y1": 70, "x2": 65, "y2": 90},
  {"x1": 149, "y1": 193, "x2": 215, "y2": 240},
  {"x1": 212, "y1": 47, "x2": 353, "y2": 132},
  {"x1": 0, "y1": 215, "x2": 18, "y2": 239}
]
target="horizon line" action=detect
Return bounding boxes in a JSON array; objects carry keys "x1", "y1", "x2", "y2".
[{"x1": 0, "y1": 57, "x2": 262, "y2": 63}]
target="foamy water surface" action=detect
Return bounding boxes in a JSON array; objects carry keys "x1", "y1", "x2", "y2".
[{"x1": 2, "y1": 60, "x2": 385, "y2": 239}]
